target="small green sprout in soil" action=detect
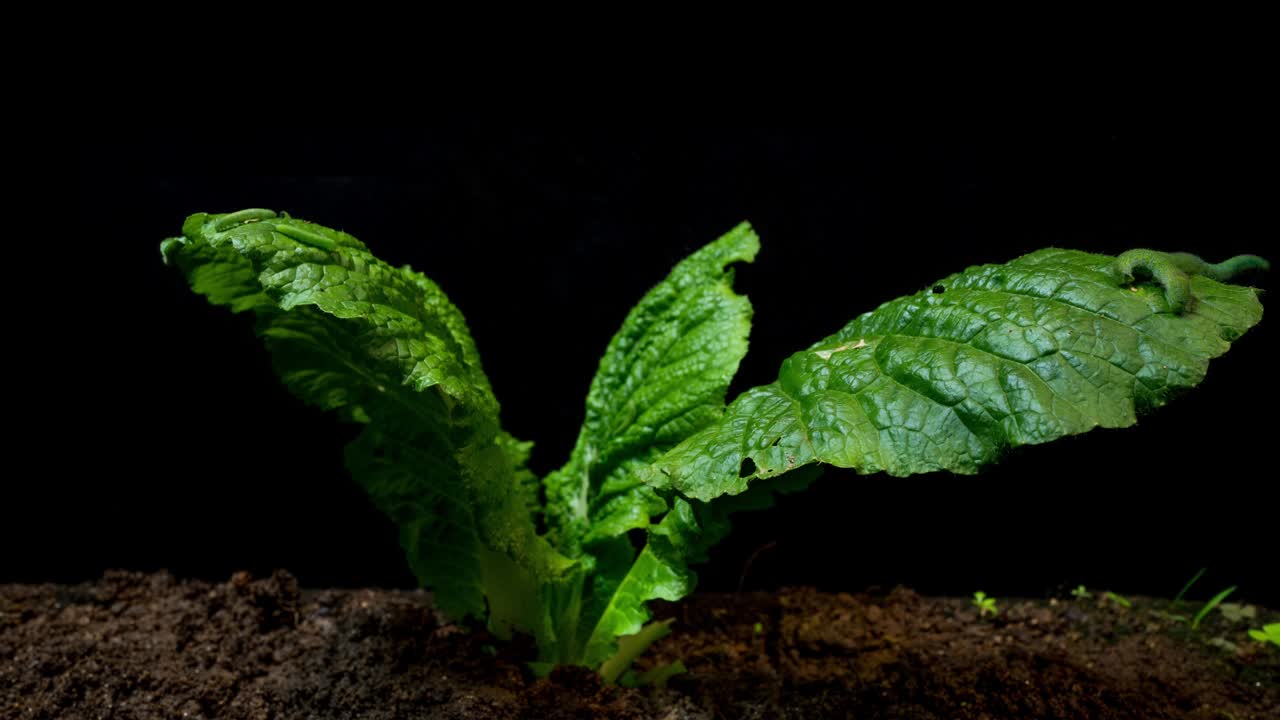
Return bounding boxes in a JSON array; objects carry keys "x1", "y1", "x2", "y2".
[
  {"x1": 1216, "y1": 603, "x2": 1257, "y2": 623},
  {"x1": 1248, "y1": 623, "x2": 1280, "y2": 648},
  {"x1": 972, "y1": 592, "x2": 997, "y2": 617},
  {"x1": 1104, "y1": 591, "x2": 1133, "y2": 609},
  {"x1": 1071, "y1": 585, "x2": 1092, "y2": 600},
  {"x1": 1192, "y1": 586, "x2": 1238, "y2": 630},
  {"x1": 1174, "y1": 567, "x2": 1207, "y2": 605}
]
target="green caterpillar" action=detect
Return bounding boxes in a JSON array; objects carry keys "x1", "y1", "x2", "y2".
[
  {"x1": 1114, "y1": 249, "x2": 1268, "y2": 313},
  {"x1": 186, "y1": 207, "x2": 339, "y2": 252}
]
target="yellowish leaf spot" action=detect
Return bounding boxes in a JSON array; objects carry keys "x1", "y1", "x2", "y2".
[{"x1": 814, "y1": 338, "x2": 868, "y2": 360}]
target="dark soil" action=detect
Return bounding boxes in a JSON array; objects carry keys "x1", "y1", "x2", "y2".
[{"x1": 2, "y1": 572, "x2": 1276, "y2": 719}]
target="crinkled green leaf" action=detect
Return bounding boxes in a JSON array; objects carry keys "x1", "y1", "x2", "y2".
[
  {"x1": 544, "y1": 222, "x2": 760, "y2": 555},
  {"x1": 537, "y1": 223, "x2": 759, "y2": 664},
  {"x1": 580, "y1": 499, "x2": 700, "y2": 667},
  {"x1": 163, "y1": 210, "x2": 574, "y2": 633},
  {"x1": 646, "y1": 248, "x2": 1264, "y2": 501},
  {"x1": 580, "y1": 467, "x2": 818, "y2": 668}
]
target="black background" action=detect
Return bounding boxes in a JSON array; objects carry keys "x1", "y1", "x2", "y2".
[{"x1": 18, "y1": 129, "x2": 1273, "y2": 607}]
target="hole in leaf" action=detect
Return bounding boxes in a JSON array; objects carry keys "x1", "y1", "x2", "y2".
[
  {"x1": 932, "y1": 284, "x2": 946, "y2": 294},
  {"x1": 739, "y1": 457, "x2": 757, "y2": 478}
]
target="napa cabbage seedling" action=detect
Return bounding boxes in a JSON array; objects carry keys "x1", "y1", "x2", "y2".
[
  {"x1": 1249, "y1": 624, "x2": 1280, "y2": 647},
  {"x1": 972, "y1": 592, "x2": 998, "y2": 617},
  {"x1": 1105, "y1": 591, "x2": 1134, "y2": 609},
  {"x1": 162, "y1": 209, "x2": 1265, "y2": 678}
]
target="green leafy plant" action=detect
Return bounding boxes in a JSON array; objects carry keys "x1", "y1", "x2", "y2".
[
  {"x1": 1071, "y1": 585, "x2": 1092, "y2": 600},
  {"x1": 1248, "y1": 623, "x2": 1280, "y2": 647},
  {"x1": 161, "y1": 209, "x2": 1265, "y2": 677},
  {"x1": 972, "y1": 591, "x2": 998, "y2": 617}
]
